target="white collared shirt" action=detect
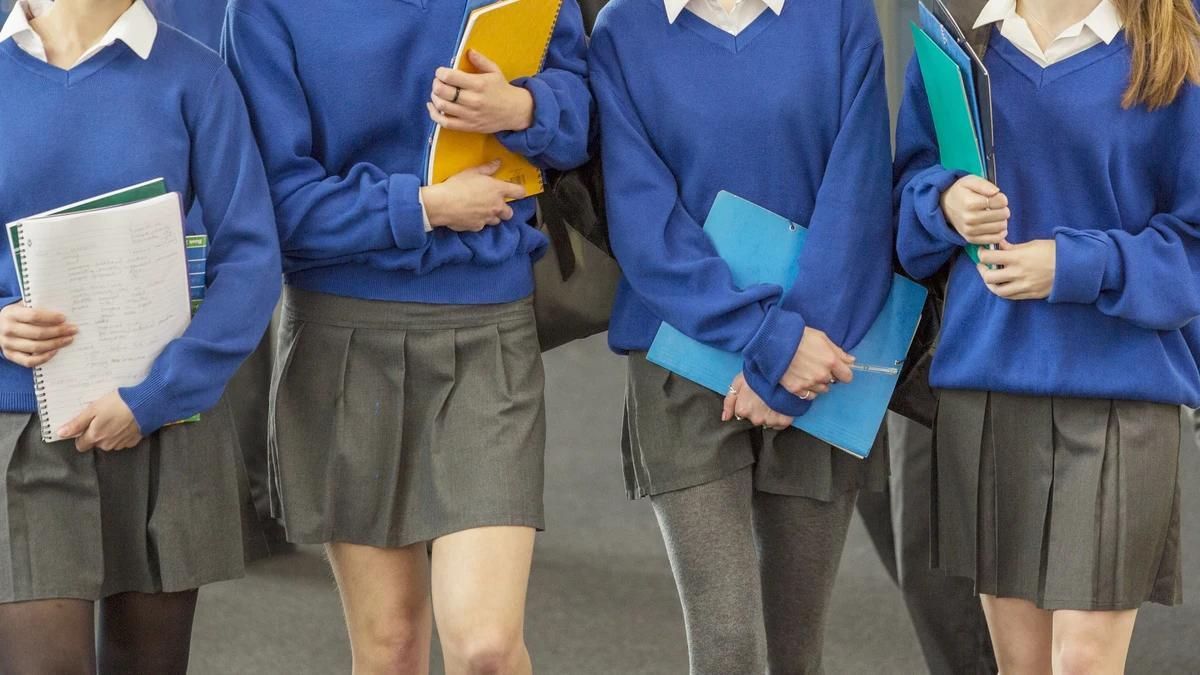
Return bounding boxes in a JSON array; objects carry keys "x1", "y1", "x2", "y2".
[
  {"x1": 973, "y1": 0, "x2": 1122, "y2": 68},
  {"x1": 664, "y1": 0, "x2": 785, "y2": 36},
  {"x1": 0, "y1": 0, "x2": 157, "y2": 68}
]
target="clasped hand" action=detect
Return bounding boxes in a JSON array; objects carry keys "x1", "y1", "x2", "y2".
[
  {"x1": 721, "y1": 328, "x2": 854, "y2": 429},
  {"x1": 942, "y1": 176, "x2": 1056, "y2": 300},
  {"x1": 427, "y1": 49, "x2": 534, "y2": 135}
]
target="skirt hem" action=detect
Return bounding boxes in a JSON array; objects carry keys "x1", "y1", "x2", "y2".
[{"x1": 282, "y1": 513, "x2": 546, "y2": 549}]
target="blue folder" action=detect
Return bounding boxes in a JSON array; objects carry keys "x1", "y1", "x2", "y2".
[{"x1": 646, "y1": 192, "x2": 928, "y2": 459}]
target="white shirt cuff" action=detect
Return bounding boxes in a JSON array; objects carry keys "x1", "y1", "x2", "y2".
[{"x1": 418, "y1": 188, "x2": 433, "y2": 232}]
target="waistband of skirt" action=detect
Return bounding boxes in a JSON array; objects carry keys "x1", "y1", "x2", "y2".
[{"x1": 282, "y1": 286, "x2": 535, "y2": 330}]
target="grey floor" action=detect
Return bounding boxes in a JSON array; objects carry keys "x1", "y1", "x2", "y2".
[{"x1": 190, "y1": 336, "x2": 1200, "y2": 674}]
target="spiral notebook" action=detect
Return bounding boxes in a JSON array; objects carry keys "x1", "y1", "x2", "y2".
[
  {"x1": 423, "y1": 0, "x2": 563, "y2": 197},
  {"x1": 7, "y1": 187, "x2": 195, "y2": 443}
]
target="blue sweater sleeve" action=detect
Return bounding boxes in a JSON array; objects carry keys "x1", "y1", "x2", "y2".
[
  {"x1": 1049, "y1": 148, "x2": 1200, "y2": 331},
  {"x1": 894, "y1": 56, "x2": 968, "y2": 281},
  {"x1": 590, "y1": 26, "x2": 781, "y2": 353},
  {"x1": 119, "y1": 66, "x2": 282, "y2": 434},
  {"x1": 222, "y1": 5, "x2": 429, "y2": 264},
  {"x1": 495, "y1": 0, "x2": 591, "y2": 171},
  {"x1": 744, "y1": 26, "x2": 896, "y2": 416}
]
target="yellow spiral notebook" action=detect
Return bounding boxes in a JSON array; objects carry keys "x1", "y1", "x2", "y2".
[{"x1": 424, "y1": 0, "x2": 564, "y2": 197}]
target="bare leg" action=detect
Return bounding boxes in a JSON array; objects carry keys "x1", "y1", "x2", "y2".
[
  {"x1": 431, "y1": 526, "x2": 536, "y2": 675},
  {"x1": 327, "y1": 542, "x2": 434, "y2": 675},
  {"x1": 1051, "y1": 609, "x2": 1137, "y2": 675},
  {"x1": 980, "y1": 594, "x2": 1053, "y2": 675},
  {"x1": 0, "y1": 597, "x2": 96, "y2": 674},
  {"x1": 97, "y1": 590, "x2": 199, "y2": 675}
]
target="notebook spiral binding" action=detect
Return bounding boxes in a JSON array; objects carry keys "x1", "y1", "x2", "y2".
[{"x1": 18, "y1": 228, "x2": 56, "y2": 442}]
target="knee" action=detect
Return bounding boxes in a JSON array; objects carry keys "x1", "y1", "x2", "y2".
[
  {"x1": 1055, "y1": 640, "x2": 1107, "y2": 675},
  {"x1": 443, "y1": 629, "x2": 525, "y2": 675},
  {"x1": 353, "y1": 617, "x2": 427, "y2": 672}
]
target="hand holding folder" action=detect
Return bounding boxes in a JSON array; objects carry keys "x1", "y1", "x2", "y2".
[
  {"x1": 910, "y1": 0, "x2": 998, "y2": 264},
  {"x1": 646, "y1": 193, "x2": 927, "y2": 459}
]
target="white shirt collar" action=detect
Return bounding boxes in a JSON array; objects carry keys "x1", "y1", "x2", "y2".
[
  {"x1": 664, "y1": 0, "x2": 785, "y2": 25},
  {"x1": 974, "y1": 0, "x2": 1122, "y2": 45},
  {"x1": 0, "y1": 0, "x2": 158, "y2": 66}
]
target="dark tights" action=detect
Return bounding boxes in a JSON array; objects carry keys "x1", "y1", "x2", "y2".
[{"x1": 0, "y1": 590, "x2": 199, "y2": 675}]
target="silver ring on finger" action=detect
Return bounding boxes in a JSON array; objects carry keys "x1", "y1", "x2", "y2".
[
  {"x1": 799, "y1": 390, "x2": 812, "y2": 400},
  {"x1": 735, "y1": 415, "x2": 744, "y2": 421}
]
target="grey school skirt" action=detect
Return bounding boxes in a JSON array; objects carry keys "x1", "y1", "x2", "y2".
[
  {"x1": 270, "y1": 287, "x2": 546, "y2": 548},
  {"x1": 933, "y1": 390, "x2": 1183, "y2": 611},
  {"x1": 0, "y1": 398, "x2": 261, "y2": 603},
  {"x1": 622, "y1": 352, "x2": 888, "y2": 501}
]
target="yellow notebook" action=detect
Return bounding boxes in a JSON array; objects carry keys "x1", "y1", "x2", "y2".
[{"x1": 425, "y1": 0, "x2": 564, "y2": 197}]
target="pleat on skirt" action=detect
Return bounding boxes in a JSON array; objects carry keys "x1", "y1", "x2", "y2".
[
  {"x1": 270, "y1": 287, "x2": 546, "y2": 548},
  {"x1": 933, "y1": 390, "x2": 1182, "y2": 610},
  {"x1": 0, "y1": 398, "x2": 261, "y2": 603}
]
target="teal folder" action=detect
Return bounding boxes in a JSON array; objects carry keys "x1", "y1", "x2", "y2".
[
  {"x1": 646, "y1": 192, "x2": 928, "y2": 459},
  {"x1": 910, "y1": 21, "x2": 989, "y2": 264}
]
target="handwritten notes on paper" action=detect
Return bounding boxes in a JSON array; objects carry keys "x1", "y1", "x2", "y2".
[{"x1": 19, "y1": 193, "x2": 190, "y2": 442}]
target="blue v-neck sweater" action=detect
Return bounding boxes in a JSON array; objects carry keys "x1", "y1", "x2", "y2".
[
  {"x1": 222, "y1": 0, "x2": 591, "y2": 305},
  {"x1": 896, "y1": 30, "x2": 1200, "y2": 406},
  {"x1": 592, "y1": 0, "x2": 895, "y2": 415},
  {"x1": 0, "y1": 26, "x2": 282, "y2": 434}
]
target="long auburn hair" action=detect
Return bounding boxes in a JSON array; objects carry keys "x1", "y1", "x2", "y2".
[{"x1": 1113, "y1": 0, "x2": 1200, "y2": 108}]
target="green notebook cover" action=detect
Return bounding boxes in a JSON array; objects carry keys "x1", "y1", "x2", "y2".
[{"x1": 910, "y1": 23, "x2": 986, "y2": 264}]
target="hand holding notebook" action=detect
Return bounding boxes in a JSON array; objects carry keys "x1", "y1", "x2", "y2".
[{"x1": 424, "y1": 0, "x2": 565, "y2": 197}]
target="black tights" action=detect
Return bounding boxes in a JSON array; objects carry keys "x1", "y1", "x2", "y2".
[{"x1": 0, "y1": 590, "x2": 199, "y2": 675}]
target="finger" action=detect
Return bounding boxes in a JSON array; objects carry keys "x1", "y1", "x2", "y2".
[
  {"x1": 3, "y1": 335, "x2": 74, "y2": 355},
  {"x1": 484, "y1": 216, "x2": 501, "y2": 227},
  {"x1": 978, "y1": 264, "x2": 1020, "y2": 285},
  {"x1": 426, "y1": 102, "x2": 472, "y2": 132},
  {"x1": 958, "y1": 175, "x2": 1001, "y2": 197},
  {"x1": 809, "y1": 382, "x2": 831, "y2": 395},
  {"x1": 434, "y1": 67, "x2": 482, "y2": 90},
  {"x1": 964, "y1": 210, "x2": 1010, "y2": 227},
  {"x1": 74, "y1": 421, "x2": 101, "y2": 452},
  {"x1": 997, "y1": 239, "x2": 1017, "y2": 251},
  {"x1": 431, "y1": 79, "x2": 476, "y2": 107},
  {"x1": 466, "y1": 49, "x2": 503, "y2": 75},
  {"x1": 58, "y1": 406, "x2": 97, "y2": 440},
  {"x1": 430, "y1": 93, "x2": 472, "y2": 120},
  {"x1": 722, "y1": 389, "x2": 738, "y2": 422},
  {"x1": 6, "y1": 306, "x2": 67, "y2": 326},
  {"x1": 734, "y1": 401, "x2": 754, "y2": 420},
  {"x1": 985, "y1": 281, "x2": 1023, "y2": 299},
  {"x1": 988, "y1": 191, "x2": 1010, "y2": 209},
  {"x1": 498, "y1": 205, "x2": 515, "y2": 221},
  {"x1": 462, "y1": 160, "x2": 503, "y2": 177},
  {"x1": 14, "y1": 348, "x2": 58, "y2": 368},
  {"x1": 976, "y1": 247, "x2": 1019, "y2": 267},
  {"x1": 499, "y1": 181, "x2": 527, "y2": 201},
  {"x1": 831, "y1": 358, "x2": 854, "y2": 383},
  {"x1": 4, "y1": 321, "x2": 77, "y2": 341}
]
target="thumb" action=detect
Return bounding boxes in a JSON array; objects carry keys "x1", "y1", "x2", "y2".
[
  {"x1": 997, "y1": 239, "x2": 1016, "y2": 251},
  {"x1": 467, "y1": 49, "x2": 502, "y2": 75},
  {"x1": 960, "y1": 175, "x2": 1000, "y2": 197},
  {"x1": 58, "y1": 404, "x2": 96, "y2": 440}
]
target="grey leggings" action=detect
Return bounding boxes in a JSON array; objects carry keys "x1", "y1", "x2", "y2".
[{"x1": 650, "y1": 467, "x2": 858, "y2": 675}]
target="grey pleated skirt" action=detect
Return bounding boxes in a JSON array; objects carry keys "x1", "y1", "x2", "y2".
[
  {"x1": 0, "y1": 398, "x2": 262, "y2": 603},
  {"x1": 270, "y1": 287, "x2": 546, "y2": 548},
  {"x1": 622, "y1": 352, "x2": 888, "y2": 501},
  {"x1": 933, "y1": 390, "x2": 1183, "y2": 611}
]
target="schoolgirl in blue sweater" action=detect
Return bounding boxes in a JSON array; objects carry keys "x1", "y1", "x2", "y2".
[
  {"x1": 593, "y1": 0, "x2": 895, "y2": 670},
  {"x1": 0, "y1": 0, "x2": 280, "y2": 672},
  {"x1": 896, "y1": 0, "x2": 1200, "y2": 671},
  {"x1": 223, "y1": 2, "x2": 591, "y2": 672}
]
